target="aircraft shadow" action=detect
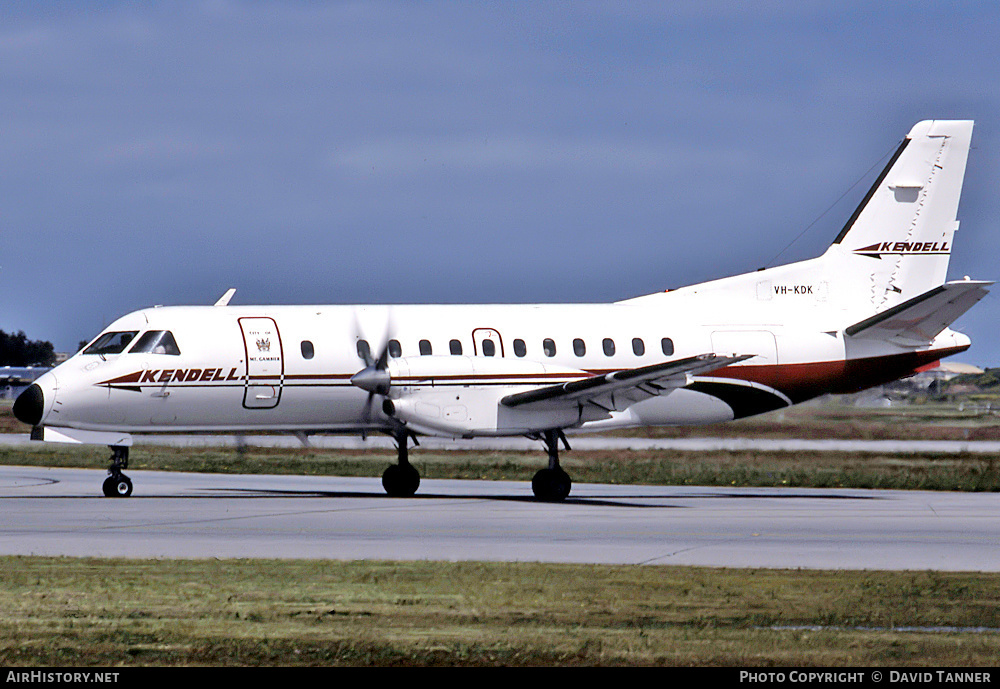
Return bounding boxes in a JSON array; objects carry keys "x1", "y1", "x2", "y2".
[
  {"x1": 195, "y1": 486, "x2": 885, "y2": 509},
  {"x1": 203, "y1": 487, "x2": 668, "y2": 508}
]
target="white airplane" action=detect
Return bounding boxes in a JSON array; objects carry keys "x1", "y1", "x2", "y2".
[{"x1": 13, "y1": 120, "x2": 991, "y2": 501}]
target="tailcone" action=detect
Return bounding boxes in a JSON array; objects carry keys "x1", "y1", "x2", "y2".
[{"x1": 951, "y1": 330, "x2": 972, "y2": 351}]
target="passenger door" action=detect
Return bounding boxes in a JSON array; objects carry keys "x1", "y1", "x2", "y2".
[{"x1": 239, "y1": 317, "x2": 284, "y2": 409}]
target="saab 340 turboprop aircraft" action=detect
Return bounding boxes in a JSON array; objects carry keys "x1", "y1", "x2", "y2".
[{"x1": 13, "y1": 120, "x2": 991, "y2": 501}]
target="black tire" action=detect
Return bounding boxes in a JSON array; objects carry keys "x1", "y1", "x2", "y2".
[
  {"x1": 102, "y1": 475, "x2": 133, "y2": 498},
  {"x1": 382, "y1": 464, "x2": 420, "y2": 498},
  {"x1": 531, "y1": 468, "x2": 571, "y2": 502}
]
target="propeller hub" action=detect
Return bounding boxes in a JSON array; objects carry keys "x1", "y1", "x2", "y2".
[{"x1": 350, "y1": 367, "x2": 391, "y2": 395}]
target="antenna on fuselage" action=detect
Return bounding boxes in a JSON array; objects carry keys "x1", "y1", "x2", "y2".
[{"x1": 214, "y1": 288, "x2": 236, "y2": 306}]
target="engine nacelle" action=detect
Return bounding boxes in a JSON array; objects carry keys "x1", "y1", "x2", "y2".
[{"x1": 382, "y1": 355, "x2": 590, "y2": 436}]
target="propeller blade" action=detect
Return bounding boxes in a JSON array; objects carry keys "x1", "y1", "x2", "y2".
[
  {"x1": 360, "y1": 390, "x2": 376, "y2": 440},
  {"x1": 351, "y1": 309, "x2": 375, "y2": 367},
  {"x1": 374, "y1": 343, "x2": 390, "y2": 371},
  {"x1": 351, "y1": 306, "x2": 394, "y2": 371}
]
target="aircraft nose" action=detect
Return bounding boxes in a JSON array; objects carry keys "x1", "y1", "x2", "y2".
[{"x1": 13, "y1": 383, "x2": 45, "y2": 426}]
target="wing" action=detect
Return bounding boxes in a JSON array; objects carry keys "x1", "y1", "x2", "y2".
[
  {"x1": 845, "y1": 280, "x2": 992, "y2": 346},
  {"x1": 500, "y1": 353, "x2": 752, "y2": 412}
]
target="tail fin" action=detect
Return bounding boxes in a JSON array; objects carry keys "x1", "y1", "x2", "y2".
[{"x1": 825, "y1": 120, "x2": 973, "y2": 308}]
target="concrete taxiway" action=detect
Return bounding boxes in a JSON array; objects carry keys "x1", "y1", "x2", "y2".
[
  {"x1": 5, "y1": 432, "x2": 1000, "y2": 454},
  {"x1": 1, "y1": 465, "x2": 997, "y2": 570}
]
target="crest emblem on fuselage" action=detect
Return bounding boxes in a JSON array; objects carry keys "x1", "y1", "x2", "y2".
[{"x1": 256, "y1": 338, "x2": 270, "y2": 352}]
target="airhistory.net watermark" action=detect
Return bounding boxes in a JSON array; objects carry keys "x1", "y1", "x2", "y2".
[{"x1": 5, "y1": 672, "x2": 119, "y2": 684}]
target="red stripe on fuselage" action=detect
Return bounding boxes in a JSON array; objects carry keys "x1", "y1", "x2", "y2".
[{"x1": 708, "y1": 346, "x2": 967, "y2": 403}]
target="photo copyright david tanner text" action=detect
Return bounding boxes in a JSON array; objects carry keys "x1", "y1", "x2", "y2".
[{"x1": 740, "y1": 671, "x2": 992, "y2": 684}]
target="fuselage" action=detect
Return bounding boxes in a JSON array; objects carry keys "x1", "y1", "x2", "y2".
[{"x1": 23, "y1": 293, "x2": 968, "y2": 439}]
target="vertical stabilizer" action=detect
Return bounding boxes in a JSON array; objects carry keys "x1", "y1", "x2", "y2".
[{"x1": 825, "y1": 120, "x2": 973, "y2": 308}]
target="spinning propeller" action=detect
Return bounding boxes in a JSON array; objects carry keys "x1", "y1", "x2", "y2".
[{"x1": 349, "y1": 310, "x2": 395, "y2": 435}]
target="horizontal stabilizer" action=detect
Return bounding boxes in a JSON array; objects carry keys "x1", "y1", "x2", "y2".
[
  {"x1": 844, "y1": 280, "x2": 991, "y2": 346},
  {"x1": 501, "y1": 353, "x2": 751, "y2": 411}
]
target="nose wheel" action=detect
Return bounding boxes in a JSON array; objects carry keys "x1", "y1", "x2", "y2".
[{"x1": 102, "y1": 446, "x2": 133, "y2": 498}]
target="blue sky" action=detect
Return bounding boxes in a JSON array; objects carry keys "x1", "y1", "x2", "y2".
[{"x1": 2, "y1": 2, "x2": 999, "y2": 365}]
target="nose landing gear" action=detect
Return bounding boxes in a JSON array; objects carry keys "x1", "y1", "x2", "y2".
[{"x1": 102, "y1": 446, "x2": 133, "y2": 497}]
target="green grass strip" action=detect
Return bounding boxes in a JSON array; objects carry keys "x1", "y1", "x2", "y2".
[{"x1": 1, "y1": 557, "x2": 998, "y2": 666}]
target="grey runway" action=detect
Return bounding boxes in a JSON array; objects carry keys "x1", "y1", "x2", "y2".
[
  {"x1": 1, "y1": 466, "x2": 998, "y2": 570},
  {"x1": 5, "y1": 432, "x2": 1000, "y2": 454}
]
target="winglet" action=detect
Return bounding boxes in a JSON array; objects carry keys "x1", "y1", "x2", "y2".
[{"x1": 214, "y1": 288, "x2": 236, "y2": 307}]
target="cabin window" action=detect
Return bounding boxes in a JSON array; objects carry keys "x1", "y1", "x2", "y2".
[
  {"x1": 419, "y1": 339, "x2": 432, "y2": 355},
  {"x1": 300, "y1": 340, "x2": 314, "y2": 359},
  {"x1": 388, "y1": 339, "x2": 402, "y2": 358},
  {"x1": 513, "y1": 339, "x2": 526, "y2": 357},
  {"x1": 632, "y1": 338, "x2": 645, "y2": 356},
  {"x1": 449, "y1": 339, "x2": 463, "y2": 355},
  {"x1": 543, "y1": 338, "x2": 556, "y2": 357},
  {"x1": 661, "y1": 337, "x2": 674, "y2": 356},
  {"x1": 129, "y1": 330, "x2": 181, "y2": 356},
  {"x1": 602, "y1": 338, "x2": 615, "y2": 356},
  {"x1": 357, "y1": 340, "x2": 371, "y2": 361},
  {"x1": 482, "y1": 340, "x2": 496, "y2": 357},
  {"x1": 83, "y1": 331, "x2": 139, "y2": 356},
  {"x1": 573, "y1": 338, "x2": 586, "y2": 357}
]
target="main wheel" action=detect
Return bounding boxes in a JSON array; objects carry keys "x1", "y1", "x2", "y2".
[
  {"x1": 382, "y1": 464, "x2": 420, "y2": 498},
  {"x1": 102, "y1": 474, "x2": 133, "y2": 498},
  {"x1": 531, "y1": 467, "x2": 571, "y2": 502}
]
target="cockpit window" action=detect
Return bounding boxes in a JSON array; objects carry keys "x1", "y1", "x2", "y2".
[
  {"x1": 82, "y1": 331, "x2": 139, "y2": 356},
  {"x1": 128, "y1": 330, "x2": 181, "y2": 356}
]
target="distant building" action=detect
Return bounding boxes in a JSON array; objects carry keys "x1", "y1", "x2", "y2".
[
  {"x1": 922, "y1": 362, "x2": 985, "y2": 380},
  {"x1": 1, "y1": 366, "x2": 52, "y2": 400},
  {"x1": 907, "y1": 361, "x2": 985, "y2": 391}
]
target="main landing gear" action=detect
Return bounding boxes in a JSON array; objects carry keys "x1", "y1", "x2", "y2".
[
  {"x1": 530, "y1": 429, "x2": 572, "y2": 502},
  {"x1": 382, "y1": 429, "x2": 420, "y2": 498},
  {"x1": 379, "y1": 427, "x2": 573, "y2": 501},
  {"x1": 102, "y1": 445, "x2": 133, "y2": 498}
]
